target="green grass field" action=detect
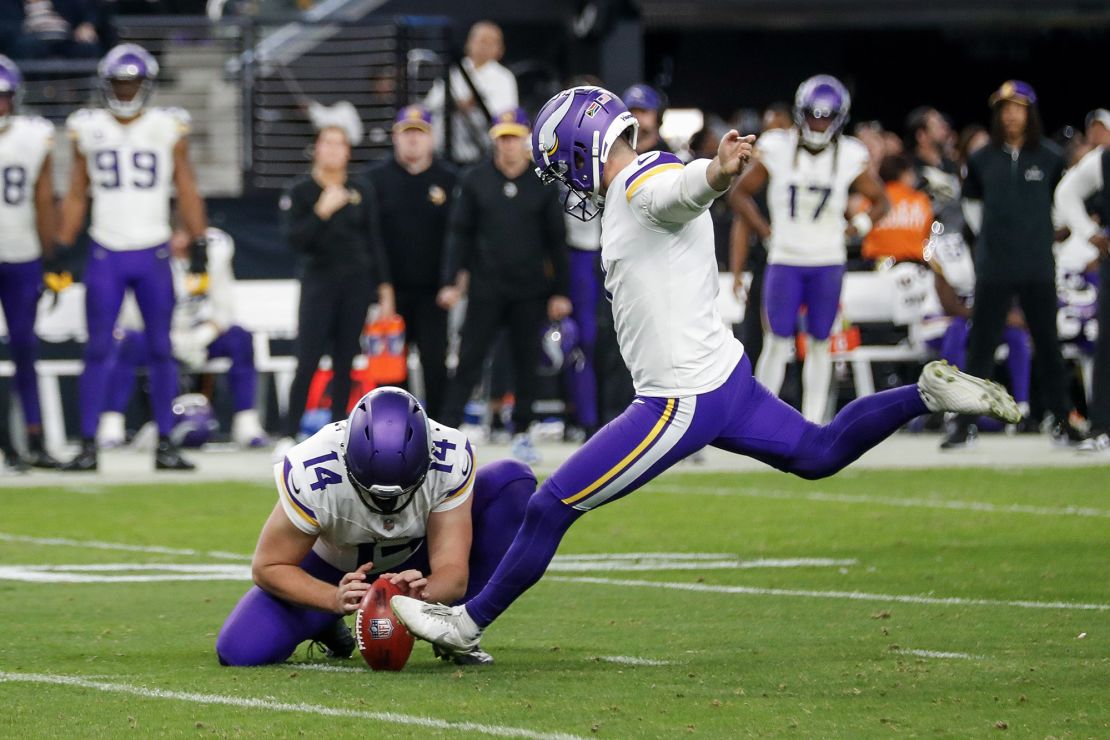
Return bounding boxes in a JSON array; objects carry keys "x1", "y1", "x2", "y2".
[{"x1": 2, "y1": 466, "x2": 1109, "y2": 738}]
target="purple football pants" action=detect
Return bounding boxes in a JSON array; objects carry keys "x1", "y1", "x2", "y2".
[
  {"x1": 0, "y1": 258, "x2": 44, "y2": 426},
  {"x1": 566, "y1": 248, "x2": 599, "y2": 429},
  {"x1": 465, "y1": 353, "x2": 927, "y2": 627},
  {"x1": 79, "y1": 242, "x2": 178, "y2": 438},
  {"x1": 215, "y1": 460, "x2": 535, "y2": 666},
  {"x1": 937, "y1": 317, "x2": 1030, "y2": 406},
  {"x1": 763, "y1": 263, "x2": 845, "y2": 340},
  {"x1": 107, "y1": 325, "x2": 257, "y2": 413}
]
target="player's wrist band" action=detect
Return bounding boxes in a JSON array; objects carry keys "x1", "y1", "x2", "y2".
[{"x1": 851, "y1": 212, "x2": 873, "y2": 237}]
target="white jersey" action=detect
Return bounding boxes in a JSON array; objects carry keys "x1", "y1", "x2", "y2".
[
  {"x1": 275, "y1": 419, "x2": 475, "y2": 573},
  {"x1": 0, "y1": 116, "x2": 54, "y2": 262},
  {"x1": 600, "y1": 151, "x2": 744, "y2": 396},
  {"x1": 66, "y1": 107, "x2": 190, "y2": 251},
  {"x1": 758, "y1": 127, "x2": 869, "y2": 266}
]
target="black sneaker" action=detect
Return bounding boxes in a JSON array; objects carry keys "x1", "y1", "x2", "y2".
[
  {"x1": 60, "y1": 439, "x2": 98, "y2": 472},
  {"x1": 2, "y1": 448, "x2": 31, "y2": 474},
  {"x1": 310, "y1": 618, "x2": 355, "y2": 659},
  {"x1": 155, "y1": 438, "x2": 195, "y2": 471},
  {"x1": 940, "y1": 421, "x2": 977, "y2": 450},
  {"x1": 1051, "y1": 421, "x2": 1085, "y2": 448},
  {"x1": 24, "y1": 446, "x2": 61, "y2": 469}
]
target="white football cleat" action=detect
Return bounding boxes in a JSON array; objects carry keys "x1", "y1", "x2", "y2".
[
  {"x1": 917, "y1": 360, "x2": 1021, "y2": 424},
  {"x1": 390, "y1": 596, "x2": 483, "y2": 656}
]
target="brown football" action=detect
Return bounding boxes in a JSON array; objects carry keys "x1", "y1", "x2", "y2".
[{"x1": 355, "y1": 577, "x2": 415, "y2": 671}]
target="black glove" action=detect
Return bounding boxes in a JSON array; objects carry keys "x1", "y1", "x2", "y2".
[
  {"x1": 189, "y1": 236, "x2": 208, "y2": 275},
  {"x1": 43, "y1": 248, "x2": 73, "y2": 294},
  {"x1": 42, "y1": 250, "x2": 63, "y2": 273}
]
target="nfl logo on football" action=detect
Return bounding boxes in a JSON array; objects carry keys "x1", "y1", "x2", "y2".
[{"x1": 369, "y1": 618, "x2": 394, "y2": 640}]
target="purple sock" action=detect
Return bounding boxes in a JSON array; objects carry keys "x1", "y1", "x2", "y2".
[
  {"x1": 1002, "y1": 326, "x2": 1031, "y2": 406},
  {"x1": 790, "y1": 385, "x2": 927, "y2": 479},
  {"x1": 465, "y1": 486, "x2": 583, "y2": 627}
]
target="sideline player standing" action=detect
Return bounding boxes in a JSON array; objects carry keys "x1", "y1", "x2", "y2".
[
  {"x1": 391, "y1": 86, "x2": 1021, "y2": 658},
  {"x1": 57, "y1": 43, "x2": 206, "y2": 472},
  {"x1": 216, "y1": 387, "x2": 532, "y2": 666},
  {"x1": 0, "y1": 55, "x2": 63, "y2": 468},
  {"x1": 731, "y1": 75, "x2": 889, "y2": 422}
]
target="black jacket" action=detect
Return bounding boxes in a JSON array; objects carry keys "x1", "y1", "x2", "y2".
[
  {"x1": 963, "y1": 139, "x2": 1064, "y2": 283},
  {"x1": 443, "y1": 160, "x2": 568, "y2": 300},
  {"x1": 281, "y1": 175, "x2": 391, "y2": 286},
  {"x1": 363, "y1": 158, "x2": 457, "y2": 291}
]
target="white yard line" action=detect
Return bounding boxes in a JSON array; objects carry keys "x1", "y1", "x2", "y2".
[
  {"x1": 648, "y1": 486, "x2": 1110, "y2": 519},
  {"x1": 892, "y1": 648, "x2": 984, "y2": 660},
  {"x1": 0, "y1": 670, "x2": 583, "y2": 740},
  {"x1": 0, "y1": 533, "x2": 252, "y2": 560},
  {"x1": 550, "y1": 576, "x2": 1110, "y2": 612},
  {"x1": 597, "y1": 656, "x2": 671, "y2": 666},
  {"x1": 547, "y1": 557, "x2": 857, "y2": 572},
  {"x1": 286, "y1": 663, "x2": 366, "y2": 674}
]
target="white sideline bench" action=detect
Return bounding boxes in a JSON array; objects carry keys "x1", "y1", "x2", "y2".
[
  {"x1": 716, "y1": 270, "x2": 930, "y2": 398},
  {"x1": 0, "y1": 281, "x2": 300, "y2": 450}
]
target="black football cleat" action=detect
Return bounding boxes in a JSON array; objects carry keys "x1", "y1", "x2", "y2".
[
  {"x1": 155, "y1": 438, "x2": 195, "y2": 471},
  {"x1": 60, "y1": 439, "x2": 98, "y2": 472},
  {"x1": 311, "y1": 618, "x2": 355, "y2": 659}
]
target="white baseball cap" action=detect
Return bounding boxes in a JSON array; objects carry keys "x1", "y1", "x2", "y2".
[{"x1": 1085, "y1": 108, "x2": 1110, "y2": 131}]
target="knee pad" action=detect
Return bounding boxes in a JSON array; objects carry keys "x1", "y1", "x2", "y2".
[{"x1": 476, "y1": 459, "x2": 537, "y2": 493}]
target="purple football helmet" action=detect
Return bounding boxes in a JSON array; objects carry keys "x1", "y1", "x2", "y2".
[
  {"x1": 0, "y1": 55, "x2": 22, "y2": 127},
  {"x1": 170, "y1": 394, "x2": 218, "y2": 448},
  {"x1": 794, "y1": 75, "x2": 851, "y2": 149},
  {"x1": 532, "y1": 86, "x2": 639, "y2": 221},
  {"x1": 538, "y1": 318, "x2": 583, "y2": 376},
  {"x1": 343, "y1": 386, "x2": 431, "y2": 515},
  {"x1": 98, "y1": 43, "x2": 159, "y2": 118}
]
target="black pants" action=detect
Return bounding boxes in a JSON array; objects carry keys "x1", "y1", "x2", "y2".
[
  {"x1": 1089, "y1": 259, "x2": 1110, "y2": 431},
  {"x1": 440, "y1": 293, "x2": 547, "y2": 432},
  {"x1": 738, "y1": 246, "x2": 767, "y2": 365},
  {"x1": 966, "y1": 278, "x2": 1069, "y2": 420},
  {"x1": 395, "y1": 289, "x2": 448, "y2": 418},
  {"x1": 284, "y1": 271, "x2": 373, "y2": 437}
]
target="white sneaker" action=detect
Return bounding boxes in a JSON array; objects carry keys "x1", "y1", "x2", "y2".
[
  {"x1": 96, "y1": 412, "x2": 126, "y2": 449},
  {"x1": 1077, "y1": 432, "x2": 1110, "y2": 453},
  {"x1": 232, "y1": 410, "x2": 269, "y2": 448},
  {"x1": 390, "y1": 596, "x2": 483, "y2": 655},
  {"x1": 917, "y1": 361, "x2": 1021, "y2": 424},
  {"x1": 511, "y1": 434, "x2": 542, "y2": 465}
]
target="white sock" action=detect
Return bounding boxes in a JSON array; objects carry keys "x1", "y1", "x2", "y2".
[
  {"x1": 97, "y1": 411, "x2": 126, "y2": 446},
  {"x1": 755, "y1": 334, "x2": 793, "y2": 395},
  {"x1": 232, "y1": 409, "x2": 265, "y2": 445},
  {"x1": 802, "y1": 337, "x2": 833, "y2": 423}
]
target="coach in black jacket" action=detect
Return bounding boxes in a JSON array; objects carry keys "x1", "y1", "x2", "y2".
[
  {"x1": 438, "y1": 108, "x2": 571, "y2": 460},
  {"x1": 365, "y1": 105, "x2": 457, "y2": 417},
  {"x1": 944, "y1": 81, "x2": 1079, "y2": 448}
]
